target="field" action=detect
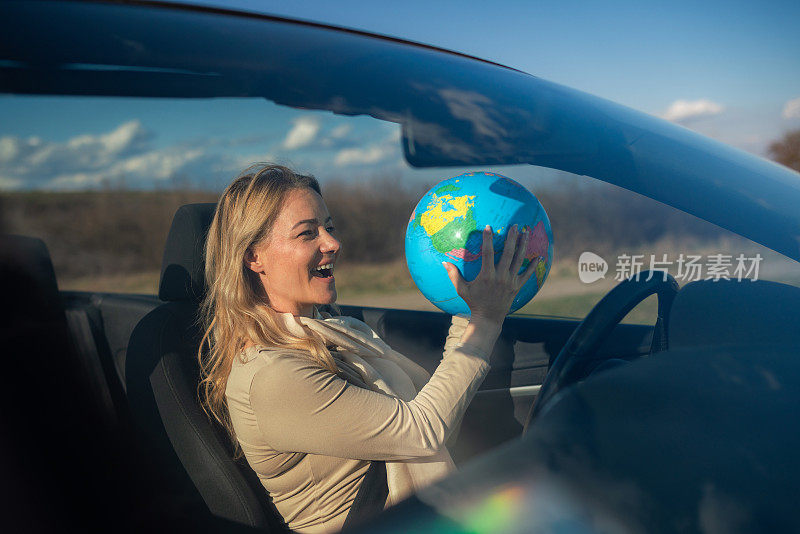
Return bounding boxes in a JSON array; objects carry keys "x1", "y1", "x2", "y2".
[
  {"x1": 3, "y1": 179, "x2": 797, "y2": 325},
  {"x1": 51, "y1": 236, "x2": 798, "y2": 326},
  {"x1": 337, "y1": 235, "x2": 798, "y2": 324}
]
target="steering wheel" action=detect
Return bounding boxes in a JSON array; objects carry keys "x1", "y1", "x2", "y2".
[{"x1": 524, "y1": 270, "x2": 679, "y2": 430}]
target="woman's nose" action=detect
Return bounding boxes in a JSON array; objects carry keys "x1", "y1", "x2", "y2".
[{"x1": 320, "y1": 229, "x2": 340, "y2": 254}]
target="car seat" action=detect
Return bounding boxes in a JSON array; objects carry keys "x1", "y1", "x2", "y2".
[
  {"x1": 126, "y1": 204, "x2": 287, "y2": 531},
  {"x1": 0, "y1": 234, "x2": 196, "y2": 531}
]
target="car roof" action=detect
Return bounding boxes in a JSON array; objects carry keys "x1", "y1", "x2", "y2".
[{"x1": 3, "y1": 0, "x2": 800, "y2": 261}]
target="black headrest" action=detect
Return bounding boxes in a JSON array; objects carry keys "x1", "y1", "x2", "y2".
[
  {"x1": 158, "y1": 203, "x2": 217, "y2": 302},
  {"x1": 0, "y1": 234, "x2": 63, "y2": 323},
  {"x1": 669, "y1": 279, "x2": 800, "y2": 349}
]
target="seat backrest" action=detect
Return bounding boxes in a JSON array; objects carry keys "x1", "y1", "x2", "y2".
[
  {"x1": 126, "y1": 204, "x2": 285, "y2": 530},
  {"x1": 0, "y1": 235, "x2": 173, "y2": 530},
  {"x1": 2, "y1": 234, "x2": 123, "y2": 427},
  {"x1": 669, "y1": 278, "x2": 800, "y2": 349}
]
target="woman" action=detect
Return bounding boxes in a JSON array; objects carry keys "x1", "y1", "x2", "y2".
[{"x1": 199, "y1": 164, "x2": 535, "y2": 533}]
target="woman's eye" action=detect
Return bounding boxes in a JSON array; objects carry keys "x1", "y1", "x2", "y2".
[
  {"x1": 326, "y1": 226, "x2": 336, "y2": 233},
  {"x1": 299, "y1": 230, "x2": 314, "y2": 237}
]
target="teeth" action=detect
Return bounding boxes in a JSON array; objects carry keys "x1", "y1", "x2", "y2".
[{"x1": 314, "y1": 263, "x2": 334, "y2": 272}]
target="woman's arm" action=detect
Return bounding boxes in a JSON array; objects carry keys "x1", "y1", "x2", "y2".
[
  {"x1": 443, "y1": 316, "x2": 501, "y2": 358},
  {"x1": 250, "y1": 225, "x2": 533, "y2": 461},
  {"x1": 441, "y1": 315, "x2": 501, "y2": 447},
  {"x1": 248, "y1": 343, "x2": 490, "y2": 461}
]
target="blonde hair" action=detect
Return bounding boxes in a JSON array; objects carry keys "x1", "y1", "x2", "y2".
[{"x1": 198, "y1": 163, "x2": 338, "y2": 449}]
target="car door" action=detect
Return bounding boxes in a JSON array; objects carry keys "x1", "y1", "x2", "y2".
[{"x1": 341, "y1": 305, "x2": 655, "y2": 463}]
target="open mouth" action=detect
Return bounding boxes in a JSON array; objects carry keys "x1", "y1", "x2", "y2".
[{"x1": 311, "y1": 263, "x2": 335, "y2": 278}]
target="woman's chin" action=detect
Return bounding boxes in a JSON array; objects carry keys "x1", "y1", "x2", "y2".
[{"x1": 317, "y1": 288, "x2": 337, "y2": 306}]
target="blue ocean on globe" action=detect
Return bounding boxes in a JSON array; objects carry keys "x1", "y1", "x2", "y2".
[{"x1": 405, "y1": 171, "x2": 554, "y2": 316}]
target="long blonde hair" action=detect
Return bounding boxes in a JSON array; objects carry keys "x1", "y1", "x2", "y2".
[{"x1": 198, "y1": 164, "x2": 338, "y2": 446}]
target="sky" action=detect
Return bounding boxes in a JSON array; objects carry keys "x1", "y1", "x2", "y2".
[{"x1": 1, "y1": 0, "x2": 799, "y2": 190}]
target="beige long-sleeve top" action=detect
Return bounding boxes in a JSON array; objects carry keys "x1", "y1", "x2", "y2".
[{"x1": 225, "y1": 316, "x2": 490, "y2": 533}]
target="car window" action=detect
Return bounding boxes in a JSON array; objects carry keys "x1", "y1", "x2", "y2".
[{"x1": 2, "y1": 95, "x2": 797, "y2": 324}]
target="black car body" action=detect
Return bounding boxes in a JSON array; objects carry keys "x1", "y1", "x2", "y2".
[{"x1": 2, "y1": 1, "x2": 799, "y2": 532}]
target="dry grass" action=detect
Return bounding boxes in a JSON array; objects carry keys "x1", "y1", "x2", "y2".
[
  {"x1": 58, "y1": 240, "x2": 798, "y2": 327},
  {"x1": 59, "y1": 270, "x2": 161, "y2": 294},
  {"x1": 8, "y1": 182, "x2": 796, "y2": 324},
  {"x1": 334, "y1": 259, "x2": 416, "y2": 295},
  {"x1": 1, "y1": 179, "x2": 738, "y2": 281}
]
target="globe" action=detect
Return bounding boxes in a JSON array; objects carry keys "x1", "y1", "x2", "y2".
[{"x1": 405, "y1": 171, "x2": 554, "y2": 316}]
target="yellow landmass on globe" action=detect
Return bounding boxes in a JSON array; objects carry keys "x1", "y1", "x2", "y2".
[
  {"x1": 536, "y1": 257, "x2": 547, "y2": 287},
  {"x1": 419, "y1": 193, "x2": 476, "y2": 236}
]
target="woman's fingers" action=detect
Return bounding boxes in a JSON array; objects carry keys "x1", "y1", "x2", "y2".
[
  {"x1": 496, "y1": 225, "x2": 518, "y2": 273},
  {"x1": 444, "y1": 223, "x2": 542, "y2": 321},
  {"x1": 509, "y1": 227, "x2": 528, "y2": 276},
  {"x1": 517, "y1": 254, "x2": 539, "y2": 289},
  {"x1": 479, "y1": 225, "x2": 495, "y2": 278},
  {"x1": 442, "y1": 261, "x2": 467, "y2": 297}
]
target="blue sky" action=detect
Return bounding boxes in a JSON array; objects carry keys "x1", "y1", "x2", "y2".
[{"x1": 1, "y1": 0, "x2": 798, "y2": 190}]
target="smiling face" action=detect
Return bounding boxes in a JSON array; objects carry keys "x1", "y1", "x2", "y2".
[{"x1": 246, "y1": 187, "x2": 340, "y2": 317}]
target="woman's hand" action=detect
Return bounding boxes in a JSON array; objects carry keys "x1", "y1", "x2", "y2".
[{"x1": 443, "y1": 224, "x2": 537, "y2": 324}]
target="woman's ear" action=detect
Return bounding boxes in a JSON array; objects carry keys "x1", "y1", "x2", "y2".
[{"x1": 245, "y1": 247, "x2": 265, "y2": 274}]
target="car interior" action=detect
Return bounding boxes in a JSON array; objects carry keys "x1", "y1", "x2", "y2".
[
  {"x1": 0, "y1": 200, "x2": 658, "y2": 530},
  {"x1": 3, "y1": 1, "x2": 800, "y2": 532},
  {"x1": 6, "y1": 200, "x2": 799, "y2": 531}
]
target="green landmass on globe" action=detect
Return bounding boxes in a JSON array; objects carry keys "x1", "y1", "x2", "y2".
[
  {"x1": 410, "y1": 181, "x2": 550, "y2": 288},
  {"x1": 411, "y1": 182, "x2": 479, "y2": 260}
]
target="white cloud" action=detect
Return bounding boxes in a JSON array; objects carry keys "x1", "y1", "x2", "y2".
[
  {"x1": 0, "y1": 136, "x2": 23, "y2": 162},
  {"x1": 67, "y1": 120, "x2": 148, "y2": 156},
  {"x1": 330, "y1": 124, "x2": 352, "y2": 139},
  {"x1": 0, "y1": 116, "x2": 407, "y2": 189},
  {"x1": 661, "y1": 99, "x2": 724, "y2": 123},
  {"x1": 334, "y1": 144, "x2": 393, "y2": 166},
  {"x1": 0, "y1": 120, "x2": 247, "y2": 190},
  {"x1": 228, "y1": 153, "x2": 279, "y2": 173},
  {"x1": 1, "y1": 120, "x2": 152, "y2": 178},
  {"x1": 19, "y1": 147, "x2": 208, "y2": 190},
  {"x1": 0, "y1": 175, "x2": 22, "y2": 189},
  {"x1": 328, "y1": 125, "x2": 402, "y2": 168},
  {"x1": 282, "y1": 117, "x2": 320, "y2": 150},
  {"x1": 320, "y1": 124, "x2": 357, "y2": 149},
  {"x1": 115, "y1": 147, "x2": 206, "y2": 178},
  {"x1": 782, "y1": 96, "x2": 800, "y2": 119}
]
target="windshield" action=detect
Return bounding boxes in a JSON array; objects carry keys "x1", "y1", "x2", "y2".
[
  {"x1": 2, "y1": 94, "x2": 797, "y2": 324},
  {"x1": 2, "y1": 1, "x2": 799, "y2": 324},
  {"x1": 4, "y1": 1, "x2": 800, "y2": 263}
]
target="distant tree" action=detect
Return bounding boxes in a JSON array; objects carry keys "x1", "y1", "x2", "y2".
[{"x1": 768, "y1": 129, "x2": 800, "y2": 172}]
